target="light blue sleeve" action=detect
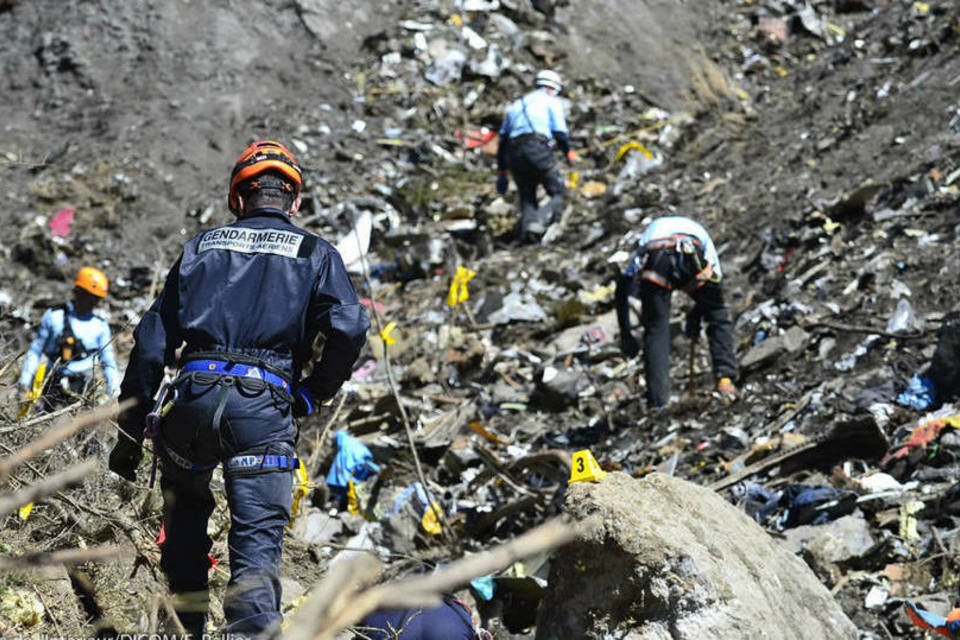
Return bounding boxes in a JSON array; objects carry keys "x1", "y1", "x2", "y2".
[
  {"x1": 499, "y1": 106, "x2": 513, "y2": 136},
  {"x1": 19, "y1": 310, "x2": 54, "y2": 388},
  {"x1": 548, "y1": 98, "x2": 568, "y2": 135},
  {"x1": 703, "y1": 236, "x2": 723, "y2": 277},
  {"x1": 97, "y1": 322, "x2": 120, "y2": 396}
]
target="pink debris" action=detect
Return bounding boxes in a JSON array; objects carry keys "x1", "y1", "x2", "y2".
[
  {"x1": 359, "y1": 298, "x2": 386, "y2": 313},
  {"x1": 48, "y1": 207, "x2": 75, "y2": 237}
]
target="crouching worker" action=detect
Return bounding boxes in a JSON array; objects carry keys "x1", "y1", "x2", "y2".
[
  {"x1": 616, "y1": 215, "x2": 738, "y2": 409},
  {"x1": 108, "y1": 140, "x2": 369, "y2": 637},
  {"x1": 18, "y1": 266, "x2": 119, "y2": 415}
]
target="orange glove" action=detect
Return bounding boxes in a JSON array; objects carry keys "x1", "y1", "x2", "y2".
[{"x1": 565, "y1": 149, "x2": 577, "y2": 165}]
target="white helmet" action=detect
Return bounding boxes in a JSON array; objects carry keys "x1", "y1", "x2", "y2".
[{"x1": 535, "y1": 69, "x2": 563, "y2": 92}]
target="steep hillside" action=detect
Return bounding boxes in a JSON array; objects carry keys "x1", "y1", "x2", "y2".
[{"x1": 2, "y1": 0, "x2": 959, "y2": 638}]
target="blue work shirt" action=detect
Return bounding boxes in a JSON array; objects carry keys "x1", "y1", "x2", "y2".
[
  {"x1": 19, "y1": 301, "x2": 120, "y2": 395},
  {"x1": 625, "y1": 216, "x2": 723, "y2": 278},
  {"x1": 499, "y1": 88, "x2": 569, "y2": 140},
  {"x1": 119, "y1": 208, "x2": 370, "y2": 438}
]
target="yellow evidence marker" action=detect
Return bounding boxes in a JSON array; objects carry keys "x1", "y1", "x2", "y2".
[{"x1": 569, "y1": 449, "x2": 608, "y2": 484}]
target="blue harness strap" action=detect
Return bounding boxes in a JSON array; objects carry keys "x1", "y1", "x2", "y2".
[
  {"x1": 159, "y1": 436, "x2": 219, "y2": 472},
  {"x1": 226, "y1": 454, "x2": 299, "y2": 473},
  {"x1": 182, "y1": 359, "x2": 291, "y2": 394},
  {"x1": 159, "y1": 438, "x2": 298, "y2": 474}
]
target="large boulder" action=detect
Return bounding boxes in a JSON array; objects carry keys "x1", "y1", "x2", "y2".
[{"x1": 536, "y1": 472, "x2": 857, "y2": 639}]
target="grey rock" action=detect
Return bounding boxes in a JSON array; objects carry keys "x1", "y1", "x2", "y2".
[
  {"x1": 469, "y1": 44, "x2": 508, "y2": 79},
  {"x1": 741, "y1": 325, "x2": 810, "y2": 368},
  {"x1": 280, "y1": 577, "x2": 306, "y2": 608},
  {"x1": 291, "y1": 509, "x2": 343, "y2": 545},
  {"x1": 533, "y1": 366, "x2": 592, "y2": 410},
  {"x1": 781, "y1": 514, "x2": 877, "y2": 565},
  {"x1": 425, "y1": 49, "x2": 466, "y2": 86},
  {"x1": 536, "y1": 472, "x2": 857, "y2": 639},
  {"x1": 488, "y1": 291, "x2": 548, "y2": 324}
]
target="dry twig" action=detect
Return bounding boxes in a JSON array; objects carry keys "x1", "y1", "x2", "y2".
[
  {"x1": 0, "y1": 459, "x2": 97, "y2": 515},
  {"x1": 352, "y1": 216, "x2": 451, "y2": 542},
  {"x1": 0, "y1": 398, "x2": 135, "y2": 482},
  {"x1": 0, "y1": 545, "x2": 124, "y2": 571}
]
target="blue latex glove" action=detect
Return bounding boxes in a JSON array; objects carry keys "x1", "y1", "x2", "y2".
[
  {"x1": 470, "y1": 576, "x2": 496, "y2": 601},
  {"x1": 495, "y1": 173, "x2": 508, "y2": 195},
  {"x1": 897, "y1": 373, "x2": 937, "y2": 411},
  {"x1": 325, "y1": 430, "x2": 381, "y2": 494}
]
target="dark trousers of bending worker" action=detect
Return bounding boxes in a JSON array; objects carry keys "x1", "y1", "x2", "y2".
[
  {"x1": 158, "y1": 372, "x2": 296, "y2": 637},
  {"x1": 355, "y1": 597, "x2": 477, "y2": 640},
  {"x1": 638, "y1": 245, "x2": 737, "y2": 408},
  {"x1": 508, "y1": 135, "x2": 565, "y2": 241}
]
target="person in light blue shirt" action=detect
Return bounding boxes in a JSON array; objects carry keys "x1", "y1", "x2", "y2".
[
  {"x1": 615, "y1": 216, "x2": 738, "y2": 408},
  {"x1": 496, "y1": 69, "x2": 577, "y2": 243},
  {"x1": 18, "y1": 266, "x2": 119, "y2": 410}
]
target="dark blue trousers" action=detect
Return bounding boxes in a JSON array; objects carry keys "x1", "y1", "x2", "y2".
[
  {"x1": 509, "y1": 136, "x2": 565, "y2": 242},
  {"x1": 158, "y1": 375, "x2": 295, "y2": 637},
  {"x1": 356, "y1": 599, "x2": 476, "y2": 639}
]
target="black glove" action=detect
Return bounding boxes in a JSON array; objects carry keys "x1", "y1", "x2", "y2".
[
  {"x1": 108, "y1": 436, "x2": 142, "y2": 482},
  {"x1": 620, "y1": 335, "x2": 640, "y2": 358},
  {"x1": 495, "y1": 173, "x2": 509, "y2": 195},
  {"x1": 684, "y1": 312, "x2": 702, "y2": 339}
]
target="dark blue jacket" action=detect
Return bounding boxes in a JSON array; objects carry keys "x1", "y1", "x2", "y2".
[{"x1": 119, "y1": 208, "x2": 369, "y2": 438}]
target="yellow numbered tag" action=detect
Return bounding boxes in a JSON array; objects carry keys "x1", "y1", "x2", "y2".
[{"x1": 568, "y1": 449, "x2": 608, "y2": 485}]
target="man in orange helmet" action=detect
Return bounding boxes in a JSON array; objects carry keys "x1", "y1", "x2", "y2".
[
  {"x1": 18, "y1": 266, "x2": 119, "y2": 413},
  {"x1": 109, "y1": 140, "x2": 369, "y2": 637}
]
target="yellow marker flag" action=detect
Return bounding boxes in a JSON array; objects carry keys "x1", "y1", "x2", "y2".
[
  {"x1": 17, "y1": 361, "x2": 47, "y2": 420},
  {"x1": 379, "y1": 320, "x2": 398, "y2": 346},
  {"x1": 346, "y1": 480, "x2": 361, "y2": 515},
  {"x1": 446, "y1": 265, "x2": 476, "y2": 307},
  {"x1": 291, "y1": 460, "x2": 309, "y2": 518},
  {"x1": 421, "y1": 502, "x2": 444, "y2": 536},
  {"x1": 18, "y1": 503, "x2": 33, "y2": 521},
  {"x1": 567, "y1": 170, "x2": 580, "y2": 189},
  {"x1": 615, "y1": 141, "x2": 653, "y2": 163}
]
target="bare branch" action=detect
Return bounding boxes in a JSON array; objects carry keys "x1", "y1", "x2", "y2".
[
  {"x1": 0, "y1": 544, "x2": 125, "y2": 571},
  {"x1": 284, "y1": 554, "x2": 382, "y2": 640},
  {"x1": 0, "y1": 398, "x2": 135, "y2": 482},
  {"x1": 0, "y1": 459, "x2": 97, "y2": 515}
]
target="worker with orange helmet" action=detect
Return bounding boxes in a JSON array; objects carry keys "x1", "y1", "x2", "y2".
[
  {"x1": 18, "y1": 266, "x2": 119, "y2": 412},
  {"x1": 109, "y1": 140, "x2": 369, "y2": 637}
]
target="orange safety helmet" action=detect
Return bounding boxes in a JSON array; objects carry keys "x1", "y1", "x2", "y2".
[
  {"x1": 228, "y1": 140, "x2": 302, "y2": 213},
  {"x1": 74, "y1": 266, "x2": 109, "y2": 298}
]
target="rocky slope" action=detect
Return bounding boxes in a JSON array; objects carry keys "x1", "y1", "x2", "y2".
[{"x1": 2, "y1": 0, "x2": 960, "y2": 638}]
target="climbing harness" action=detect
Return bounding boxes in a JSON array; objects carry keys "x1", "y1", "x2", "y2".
[{"x1": 143, "y1": 354, "x2": 300, "y2": 488}]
